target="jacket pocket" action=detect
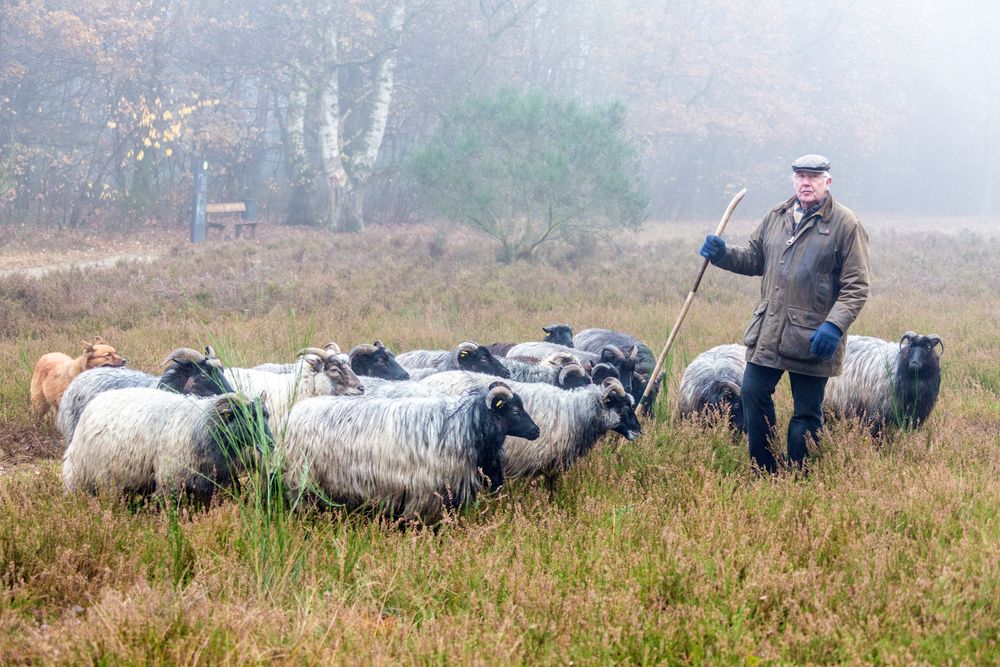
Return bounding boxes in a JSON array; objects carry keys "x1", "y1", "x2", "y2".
[
  {"x1": 778, "y1": 306, "x2": 826, "y2": 361},
  {"x1": 743, "y1": 300, "x2": 769, "y2": 348}
]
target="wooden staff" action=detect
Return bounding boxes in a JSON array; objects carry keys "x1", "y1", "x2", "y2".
[{"x1": 638, "y1": 187, "x2": 748, "y2": 416}]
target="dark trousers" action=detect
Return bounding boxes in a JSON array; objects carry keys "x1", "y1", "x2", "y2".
[{"x1": 741, "y1": 362, "x2": 828, "y2": 473}]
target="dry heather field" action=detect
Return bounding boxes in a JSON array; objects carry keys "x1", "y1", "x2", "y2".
[{"x1": 0, "y1": 215, "x2": 998, "y2": 664}]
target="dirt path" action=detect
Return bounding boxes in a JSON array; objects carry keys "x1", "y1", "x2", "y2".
[{"x1": 0, "y1": 253, "x2": 158, "y2": 279}]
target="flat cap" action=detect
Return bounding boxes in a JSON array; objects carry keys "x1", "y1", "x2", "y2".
[{"x1": 792, "y1": 154, "x2": 831, "y2": 173}]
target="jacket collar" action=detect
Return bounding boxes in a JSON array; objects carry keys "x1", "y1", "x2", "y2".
[{"x1": 774, "y1": 193, "x2": 835, "y2": 222}]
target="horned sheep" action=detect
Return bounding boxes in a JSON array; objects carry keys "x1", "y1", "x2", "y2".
[
  {"x1": 395, "y1": 341, "x2": 510, "y2": 379},
  {"x1": 63, "y1": 388, "x2": 272, "y2": 506},
  {"x1": 226, "y1": 346, "x2": 364, "y2": 421},
  {"x1": 280, "y1": 382, "x2": 540, "y2": 522},
  {"x1": 420, "y1": 371, "x2": 641, "y2": 487},
  {"x1": 677, "y1": 343, "x2": 747, "y2": 431},
  {"x1": 824, "y1": 331, "x2": 944, "y2": 433},
  {"x1": 57, "y1": 346, "x2": 235, "y2": 444},
  {"x1": 504, "y1": 341, "x2": 638, "y2": 396}
]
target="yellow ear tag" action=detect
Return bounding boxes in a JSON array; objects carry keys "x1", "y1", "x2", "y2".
[
  {"x1": 459, "y1": 351, "x2": 469, "y2": 357},
  {"x1": 495, "y1": 399, "x2": 505, "y2": 408}
]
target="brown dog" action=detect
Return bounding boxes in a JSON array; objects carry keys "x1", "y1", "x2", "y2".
[{"x1": 29, "y1": 336, "x2": 127, "y2": 418}]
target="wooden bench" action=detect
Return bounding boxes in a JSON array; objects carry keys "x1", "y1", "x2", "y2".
[{"x1": 206, "y1": 202, "x2": 259, "y2": 239}]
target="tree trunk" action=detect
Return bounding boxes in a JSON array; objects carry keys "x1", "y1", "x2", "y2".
[{"x1": 285, "y1": 68, "x2": 317, "y2": 226}]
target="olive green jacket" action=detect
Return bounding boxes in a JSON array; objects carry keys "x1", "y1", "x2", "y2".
[{"x1": 714, "y1": 193, "x2": 870, "y2": 377}]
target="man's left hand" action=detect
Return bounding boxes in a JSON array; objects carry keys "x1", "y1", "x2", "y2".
[{"x1": 809, "y1": 322, "x2": 842, "y2": 359}]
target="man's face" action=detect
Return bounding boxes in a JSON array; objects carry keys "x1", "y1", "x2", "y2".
[{"x1": 793, "y1": 171, "x2": 832, "y2": 207}]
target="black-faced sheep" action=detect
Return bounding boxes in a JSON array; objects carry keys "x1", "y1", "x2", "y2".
[
  {"x1": 349, "y1": 340, "x2": 410, "y2": 380},
  {"x1": 505, "y1": 341, "x2": 638, "y2": 396},
  {"x1": 488, "y1": 324, "x2": 575, "y2": 356},
  {"x1": 396, "y1": 341, "x2": 510, "y2": 379},
  {"x1": 63, "y1": 388, "x2": 272, "y2": 506},
  {"x1": 677, "y1": 343, "x2": 747, "y2": 431},
  {"x1": 420, "y1": 372, "x2": 640, "y2": 487},
  {"x1": 497, "y1": 351, "x2": 582, "y2": 387},
  {"x1": 280, "y1": 382, "x2": 540, "y2": 522},
  {"x1": 56, "y1": 347, "x2": 235, "y2": 445},
  {"x1": 226, "y1": 347, "x2": 364, "y2": 421},
  {"x1": 824, "y1": 331, "x2": 944, "y2": 433},
  {"x1": 574, "y1": 328, "x2": 655, "y2": 376}
]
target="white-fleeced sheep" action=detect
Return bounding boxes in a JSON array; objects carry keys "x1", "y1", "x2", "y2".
[
  {"x1": 824, "y1": 332, "x2": 944, "y2": 433},
  {"x1": 226, "y1": 347, "x2": 364, "y2": 421},
  {"x1": 677, "y1": 343, "x2": 747, "y2": 431},
  {"x1": 420, "y1": 371, "x2": 641, "y2": 486},
  {"x1": 63, "y1": 388, "x2": 272, "y2": 505},
  {"x1": 280, "y1": 383, "x2": 540, "y2": 522},
  {"x1": 57, "y1": 347, "x2": 235, "y2": 445}
]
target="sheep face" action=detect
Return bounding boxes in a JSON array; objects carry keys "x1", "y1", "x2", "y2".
[
  {"x1": 601, "y1": 378, "x2": 642, "y2": 440},
  {"x1": 899, "y1": 332, "x2": 943, "y2": 375},
  {"x1": 305, "y1": 354, "x2": 365, "y2": 395},
  {"x1": 702, "y1": 380, "x2": 744, "y2": 432},
  {"x1": 480, "y1": 384, "x2": 541, "y2": 490},
  {"x1": 159, "y1": 347, "x2": 235, "y2": 396},
  {"x1": 599, "y1": 345, "x2": 637, "y2": 395},
  {"x1": 457, "y1": 343, "x2": 510, "y2": 378},
  {"x1": 542, "y1": 324, "x2": 574, "y2": 347},
  {"x1": 212, "y1": 394, "x2": 274, "y2": 464},
  {"x1": 350, "y1": 341, "x2": 410, "y2": 381},
  {"x1": 589, "y1": 362, "x2": 620, "y2": 385}
]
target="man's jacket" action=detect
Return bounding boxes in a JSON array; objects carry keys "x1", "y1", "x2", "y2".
[{"x1": 714, "y1": 193, "x2": 870, "y2": 377}]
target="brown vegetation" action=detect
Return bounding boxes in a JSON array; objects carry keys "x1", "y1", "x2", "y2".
[{"x1": 0, "y1": 218, "x2": 998, "y2": 663}]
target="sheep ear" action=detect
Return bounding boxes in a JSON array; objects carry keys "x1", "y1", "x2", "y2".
[
  {"x1": 373, "y1": 340, "x2": 385, "y2": 349},
  {"x1": 542, "y1": 326, "x2": 553, "y2": 334}
]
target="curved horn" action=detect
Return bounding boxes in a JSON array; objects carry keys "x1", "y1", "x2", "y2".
[
  {"x1": 457, "y1": 341, "x2": 480, "y2": 352},
  {"x1": 486, "y1": 382, "x2": 514, "y2": 405},
  {"x1": 350, "y1": 343, "x2": 378, "y2": 356},
  {"x1": 601, "y1": 345, "x2": 625, "y2": 361},
  {"x1": 722, "y1": 380, "x2": 742, "y2": 397},
  {"x1": 297, "y1": 347, "x2": 331, "y2": 359},
  {"x1": 559, "y1": 363, "x2": 589, "y2": 384},
  {"x1": 159, "y1": 347, "x2": 206, "y2": 368},
  {"x1": 926, "y1": 334, "x2": 944, "y2": 354},
  {"x1": 601, "y1": 376, "x2": 627, "y2": 398},
  {"x1": 323, "y1": 342, "x2": 342, "y2": 354},
  {"x1": 899, "y1": 331, "x2": 918, "y2": 348}
]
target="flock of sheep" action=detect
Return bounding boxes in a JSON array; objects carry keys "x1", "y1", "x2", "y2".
[{"x1": 29, "y1": 324, "x2": 943, "y2": 523}]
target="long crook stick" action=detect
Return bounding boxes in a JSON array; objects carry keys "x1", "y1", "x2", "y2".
[{"x1": 638, "y1": 187, "x2": 748, "y2": 416}]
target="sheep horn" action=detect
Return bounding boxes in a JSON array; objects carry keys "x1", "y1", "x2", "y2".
[
  {"x1": 926, "y1": 334, "x2": 944, "y2": 354},
  {"x1": 204, "y1": 345, "x2": 218, "y2": 359},
  {"x1": 601, "y1": 345, "x2": 625, "y2": 361},
  {"x1": 559, "y1": 363, "x2": 589, "y2": 385},
  {"x1": 486, "y1": 383, "x2": 514, "y2": 405},
  {"x1": 350, "y1": 343, "x2": 378, "y2": 355},
  {"x1": 297, "y1": 347, "x2": 331, "y2": 359},
  {"x1": 899, "y1": 331, "x2": 918, "y2": 348},
  {"x1": 722, "y1": 380, "x2": 742, "y2": 397},
  {"x1": 323, "y1": 342, "x2": 342, "y2": 354},
  {"x1": 601, "y1": 376, "x2": 626, "y2": 397},
  {"x1": 159, "y1": 347, "x2": 206, "y2": 368}
]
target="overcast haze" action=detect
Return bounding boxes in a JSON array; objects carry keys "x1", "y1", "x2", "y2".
[{"x1": 2, "y1": 0, "x2": 998, "y2": 228}]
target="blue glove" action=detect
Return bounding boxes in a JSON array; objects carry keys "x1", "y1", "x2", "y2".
[
  {"x1": 809, "y1": 322, "x2": 842, "y2": 359},
  {"x1": 700, "y1": 235, "x2": 726, "y2": 263}
]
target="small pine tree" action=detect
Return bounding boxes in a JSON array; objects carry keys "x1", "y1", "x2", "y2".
[{"x1": 408, "y1": 89, "x2": 648, "y2": 263}]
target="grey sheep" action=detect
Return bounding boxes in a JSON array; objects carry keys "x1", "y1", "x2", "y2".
[
  {"x1": 420, "y1": 371, "x2": 641, "y2": 487},
  {"x1": 63, "y1": 388, "x2": 272, "y2": 506},
  {"x1": 505, "y1": 341, "x2": 638, "y2": 396},
  {"x1": 824, "y1": 332, "x2": 944, "y2": 433},
  {"x1": 677, "y1": 343, "x2": 747, "y2": 431},
  {"x1": 396, "y1": 341, "x2": 511, "y2": 378},
  {"x1": 57, "y1": 347, "x2": 235, "y2": 445},
  {"x1": 280, "y1": 382, "x2": 540, "y2": 522},
  {"x1": 488, "y1": 323, "x2": 575, "y2": 356}
]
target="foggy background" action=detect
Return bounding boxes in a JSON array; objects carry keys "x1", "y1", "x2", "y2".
[{"x1": 2, "y1": 0, "x2": 998, "y2": 230}]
